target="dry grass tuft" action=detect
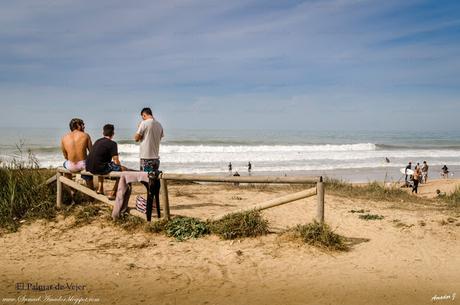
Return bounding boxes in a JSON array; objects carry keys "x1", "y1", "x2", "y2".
[
  {"x1": 288, "y1": 220, "x2": 348, "y2": 251},
  {"x1": 210, "y1": 210, "x2": 269, "y2": 240}
]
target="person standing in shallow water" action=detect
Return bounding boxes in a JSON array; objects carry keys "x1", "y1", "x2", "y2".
[
  {"x1": 248, "y1": 162, "x2": 252, "y2": 175},
  {"x1": 228, "y1": 162, "x2": 232, "y2": 175}
]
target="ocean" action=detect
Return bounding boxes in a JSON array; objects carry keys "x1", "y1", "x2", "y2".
[{"x1": 1, "y1": 127, "x2": 459, "y2": 182}]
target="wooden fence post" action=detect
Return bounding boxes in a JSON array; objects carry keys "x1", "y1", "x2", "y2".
[
  {"x1": 56, "y1": 171, "x2": 63, "y2": 209},
  {"x1": 160, "y1": 178, "x2": 170, "y2": 220},
  {"x1": 316, "y1": 176, "x2": 324, "y2": 223}
]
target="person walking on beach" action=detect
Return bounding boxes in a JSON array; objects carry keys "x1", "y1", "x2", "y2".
[
  {"x1": 412, "y1": 166, "x2": 421, "y2": 194},
  {"x1": 248, "y1": 161, "x2": 252, "y2": 175},
  {"x1": 134, "y1": 107, "x2": 164, "y2": 172},
  {"x1": 228, "y1": 162, "x2": 232, "y2": 175},
  {"x1": 441, "y1": 165, "x2": 449, "y2": 178},
  {"x1": 421, "y1": 161, "x2": 429, "y2": 183},
  {"x1": 405, "y1": 161, "x2": 412, "y2": 186},
  {"x1": 86, "y1": 124, "x2": 126, "y2": 199}
]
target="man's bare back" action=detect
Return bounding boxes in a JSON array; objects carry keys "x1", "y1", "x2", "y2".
[{"x1": 61, "y1": 131, "x2": 92, "y2": 162}]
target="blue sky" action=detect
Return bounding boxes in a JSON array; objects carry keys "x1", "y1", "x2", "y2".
[{"x1": 0, "y1": 0, "x2": 459, "y2": 131}]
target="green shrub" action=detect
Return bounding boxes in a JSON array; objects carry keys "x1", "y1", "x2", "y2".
[{"x1": 164, "y1": 216, "x2": 210, "y2": 241}]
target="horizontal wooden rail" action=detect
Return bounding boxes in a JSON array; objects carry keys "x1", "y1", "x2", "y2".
[
  {"x1": 212, "y1": 187, "x2": 317, "y2": 221},
  {"x1": 161, "y1": 173, "x2": 319, "y2": 184},
  {"x1": 57, "y1": 168, "x2": 319, "y2": 184},
  {"x1": 54, "y1": 167, "x2": 324, "y2": 223},
  {"x1": 57, "y1": 167, "x2": 123, "y2": 178}
]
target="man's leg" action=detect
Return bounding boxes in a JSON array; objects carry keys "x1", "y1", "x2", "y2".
[{"x1": 97, "y1": 176, "x2": 104, "y2": 194}]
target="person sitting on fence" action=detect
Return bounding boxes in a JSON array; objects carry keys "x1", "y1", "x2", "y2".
[
  {"x1": 61, "y1": 118, "x2": 93, "y2": 190},
  {"x1": 441, "y1": 165, "x2": 449, "y2": 179},
  {"x1": 86, "y1": 124, "x2": 127, "y2": 200}
]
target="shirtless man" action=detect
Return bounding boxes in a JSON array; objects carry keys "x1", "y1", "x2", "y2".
[{"x1": 61, "y1": 118, "x2": 93, "y2": 189}]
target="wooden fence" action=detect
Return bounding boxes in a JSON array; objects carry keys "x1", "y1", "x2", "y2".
[{"x1": 53, "y1": 168, "x2": 325, "y2": 223}]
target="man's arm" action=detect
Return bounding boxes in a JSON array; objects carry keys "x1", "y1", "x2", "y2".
[
  {"x1": 112, "y1": 155, "x2": 121, "y2": 166},
  {"x1": 61, "y1": 138, "x2": 68, "y2": 159},
  {"x1": 134, "y1": 133, "x2": 143, "y2": 142},
  {"x1": 134, "y1": 121, "x2": 145, "y2": 142},
  {"x1": 86, "y1": 134, "x2": 93, "y2": 153}
]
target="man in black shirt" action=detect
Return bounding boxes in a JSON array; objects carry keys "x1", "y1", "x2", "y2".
[{"x1": 86, "y1": 124, "x2": 125, "y2": 199}]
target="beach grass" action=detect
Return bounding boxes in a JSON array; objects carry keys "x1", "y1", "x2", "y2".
[
  {"x1": 358, "y1": 213, "x2": 385, "y2": 220},
  {"x1": 209, "y1": 210, "x2": 269, "y2": 240},
  {"x1": 442, "y1": 186, "x2": 460, "y2": 208},
  {"x1": 324, "y1": 178, "x2": 428, "y2": 203},
  {"x1": 288, "y1": 220, "x2": 349, "y2": 251},
  {"x1": 0, "y1": 161, "x2": 56, "y2": 232},
  {"x1": 72, "y1": 204, "x2": 104, "y2": 227},
  {"x1": 113, "y1": 213, "x2": 146, "y2": 232},
  {"x1": 145, "y1": 218, "x2": 170, "y2": 233}
]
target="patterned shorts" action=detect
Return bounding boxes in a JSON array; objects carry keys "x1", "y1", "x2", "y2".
[{"x1": 140, "y1": 159, "x2": 160, "y2": 172}]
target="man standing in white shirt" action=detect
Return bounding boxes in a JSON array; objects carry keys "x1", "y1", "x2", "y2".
[{"x1": 134, "y1": 107, "x2": 164, "y2": 172}]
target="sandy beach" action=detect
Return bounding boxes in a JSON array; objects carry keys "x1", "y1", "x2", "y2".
[{"x1": 0, "y1": 178, "x2": 459, "y2": 305}]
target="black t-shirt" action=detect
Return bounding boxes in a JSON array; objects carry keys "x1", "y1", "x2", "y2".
[{"x1": 86, "y1": 137, "x2": 118, "y2": 174}]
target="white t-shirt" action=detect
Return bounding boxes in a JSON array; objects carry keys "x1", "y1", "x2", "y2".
[{"x1": 136, "y1": 118, "x2": 163, "y2": 159}]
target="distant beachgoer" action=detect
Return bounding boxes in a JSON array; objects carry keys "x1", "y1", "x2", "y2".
[
  {"x1": 405, "y1": 161, "x2": 412, "y2": 186},
  {"x1": 412, "y1": 166, "x2": 421, "y2": 194},
  {"x1": 421, "y1": 161, "x2": 429, "y2": 183},
  {"x1": 86, "y1": 124, "x2": 126, "y2": 199},
  {"x1": 436, "y1": 189, "x2": 446, "y2": 197},
  {"x1": 134, "y1": 107, "x2": 164, "y2": 172},
  {"x1": 385, "y1": 157, "x2": 390, "y2": 163},
  {"x1": 248, "y1": 162, "x2": 252, "y2": 174},
  {"x1": 228, "y1": 162, "x2": 232, "y2": 174},
  {"x1": 441, "y1": 165, "x2": 449, "y2": 179},
  {"x1": 233, "y1": 171, "x2": 240, "y2": 186}
]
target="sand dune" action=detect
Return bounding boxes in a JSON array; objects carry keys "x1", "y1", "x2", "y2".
[{"x1": 1, "y1": 179, "x2": 459, "y2": 305}]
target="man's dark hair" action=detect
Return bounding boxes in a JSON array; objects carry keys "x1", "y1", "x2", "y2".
[
  {"x1": 141, "y1": 107, "x2": 153, "y2": 116},
  {"x1": 103, "y1": 124, "x2": 115, "y2": 137},
  {"x1": 69, "y1": 118, "x2": 84, "y2": 131}
]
